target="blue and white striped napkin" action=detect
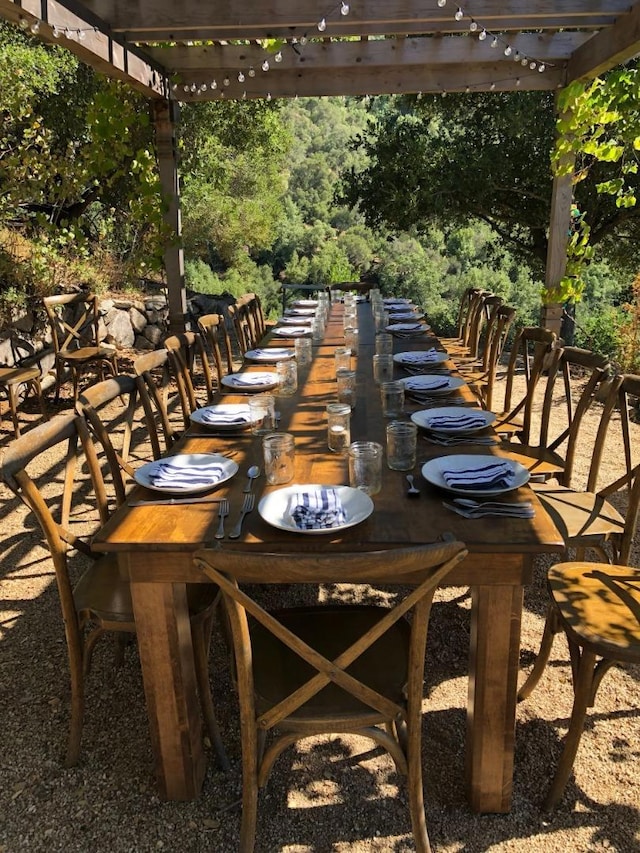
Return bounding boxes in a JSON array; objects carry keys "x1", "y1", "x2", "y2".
[
  {"x1": 287, "y1": 488, "x2": 347, "y2": 529},
  {"x1": 226, "y1": 373, "x2": 273, "y2": 386},
  {"x1": 442, "y1": 461, "x2": 515, "y2": 491},
  {"x1": 401, "y1": 349, "x2": 441, "y2": 364},
  {"x1": 426, "y1": 413, "x2": 486, "y2": 430},
  {"x1": 405, "y1": 377, "x2": 450, "y2": 392},
  {"x1": 148, "y1": 457, "x2": 226, "y2": 490},
  {"x1": 199, "y1": 409, "x2": 251, "y2": 425}
]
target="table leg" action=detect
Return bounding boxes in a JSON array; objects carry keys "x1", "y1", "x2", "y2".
[
  {"x1": 130, "y1": 579, "x2": 206, "y2": 800},
  {"x1": 466, "y1": 581, "x2": 523, "y2": 812}
]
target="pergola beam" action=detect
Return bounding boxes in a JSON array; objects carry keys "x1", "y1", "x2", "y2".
[{"x1": 567, "y1": 2, "x2": 640, "y2": 80}]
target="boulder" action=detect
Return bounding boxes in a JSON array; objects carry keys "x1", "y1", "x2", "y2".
[
  {"x1": 106, "y1": 309, "x2": 135, "y2": 348},
  {"x1": 143, "y1": 325, "x2": 163, "y2": 346},
  {"x1": 134, "y1": 334, "x2": 155, "y2": 351},
  {"x1": 130, "y1": 306, "x2": 147, "y2": 333}
]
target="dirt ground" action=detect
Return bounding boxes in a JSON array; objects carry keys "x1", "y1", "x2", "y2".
[{"x1": 0, "y1": 366, "x2": 639, "y2": 853}]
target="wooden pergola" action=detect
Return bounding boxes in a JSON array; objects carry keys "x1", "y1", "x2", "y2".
[{"x1": 2, "y1": 0, "x2": 640, "y2": 329}]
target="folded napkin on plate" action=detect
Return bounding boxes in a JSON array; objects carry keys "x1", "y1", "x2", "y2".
[
  {"x1": 287, "y1": 488, "x2": 347, "y2": 530},
  {"x1": 148, "y1": 458, "x2": 226, "y2": 490},
  {"x1": 391, "y1": 322, "x2": 422, "y2": 331},
  {"x1": 426, "y1": 414, "x2": 486, "y2": 430},
  {"x1": 199, "y1": 409, "x2": 250, "y2": 425},
  {"x1": 228, "y1": 374, "x2": 272, "y2": 386},
  {"x1": 406, "y1": 378, "x2": 450, "y2": 392},
  {"x1": 401, "y1": 349, "x2": 441, "y2": 364},
  {"x1": 249, "y1": 348, "x2": 291, "y2": 359},
  {"x1": 442, "y1": 461, "x2": 515, "y2": 491}
]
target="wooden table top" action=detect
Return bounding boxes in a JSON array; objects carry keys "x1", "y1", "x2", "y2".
[{"x1": 92, "y1": 303, "x2": 564, "y2": 582}]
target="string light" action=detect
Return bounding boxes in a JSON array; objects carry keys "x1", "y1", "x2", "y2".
[
  {"x1": 318, "y1": 18, "x2": 327, "y2": 32},
  {"x1": 437, "y1": 0, "x2": 447, "y2": 6},
  {"x1": 262, "y1": 60, "x2": 270, "y2": 72},
  {"x1": 469, "y1": 20, "x2": 478, "y2": 32},
  {"x1": 248, "y1": 67, "x2": 256, "y2": 77},
  {"x1": 275, "y1": 51, "x2": 283, "y2": 62},
  {"x1": 478, "y1": 29, "x2": 487, "y2": 41},
  {"x1": 341, "y1": 2, "x2": 350, "y2": 14},
  {"x1": 238, "y1": 71, "x2": 245, "y2": 82},
  {"x1": 454, "y1": 7, "x2": 464, "y2": 21}
]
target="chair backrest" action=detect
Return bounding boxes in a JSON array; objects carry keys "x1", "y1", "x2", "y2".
[
  {"x1": 43, "y1": 292, "x2": 101, "y2": 355},
  {"x1": 193, "y1": 540, "x2": 467, "y2": 730},
  {"x1": 228, "y1": 300, "x2": 255, "y2": 353},
  {"x1": 133, "y1": 349, "x2": 181, "y2": 459},
  {"x1": 76, "y1": 375, "x2": 140, "y2": 506},
  {"x1": 242, "y1": 292, "x2": 267, "y2": 341},
  {"x1": 1, "y1": 413, "x2": 110, "y2": 643},
  {"x1": 481, "y1": 305, "x2": 517, "y2": 411},
  {"x1": 498, "y1": 326, "x2": 558, "y2": 423},
  {"x1": 164, "y1": 331, "x2": 212, "y2": 420},
  {"x1": 197, "y1": 313, "x2": 235, "y2": 386},
  {"x1": 454, "y1": 287, "x2": 476, "y2": 339},
  {"x1": 464, "y1": 290, "x2": 494, "y2": 357}
]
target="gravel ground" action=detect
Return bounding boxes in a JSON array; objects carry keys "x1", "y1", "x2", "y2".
[{"x1": 1, "y1": 369, "x2": 639, "y2": 853}]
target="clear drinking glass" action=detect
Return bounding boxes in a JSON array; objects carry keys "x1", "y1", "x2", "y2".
[
  {"x1": 249, "y1": 394, "x2": 276, "y2": 435},
  {"x1": 375, "y1": 333, "x2": 393, "y2": 356},
  {"x1": 380, "y1": 380, "x2": 405, "y2": 418},
  {"x1": 326, "y1": 402, "x2": 351, "y2": 453},
  {"x1": 295, "y1": 336, "x2": 312, "y2": 366},
  {"x1": 373, "y1": 353, "x2": 394, "y2": 385},
  {"x1": 262, "y1": 432, "x2": 295, "y2": 485},
  {"x1": 276, "y1": 359, "x2": 297, "y2": 396},
  {"x1": 344, "y1": 326, "x2": 359, "y2": 353},
  {"x1": 336, "y1": 368, "x2": 357, "y2": 409},
  {"x1": 347, "y1": 441, "x2": 382, "y2": 495},
  {"x1": 386, "y1": 421, "x2": 418, "y2": 471},
  {"x1": 334, "y1": 346, "x2": 352, "y2": 374}
]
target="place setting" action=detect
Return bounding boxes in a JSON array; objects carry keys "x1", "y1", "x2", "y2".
[
  {"x1": 393, "y1": 349, "x2": 449, "y2": 373},
  {"x1": 400, "y1": 374, "x2": 466, "y2": 402},
  {"x1": 130, "y1": 452, "x2": 238, "y2": 505},
  {"x1": 271, "y1": 325, "x2": 313, "y2": 338},
  {"x1": 244, "y1": 346, "x2": 295, "y2": 363},
  {"x1": 189, "y1": 402, "x2": 258, "y2": 432},
  {"x1": 411, "y1": 406, "x2": 499, "y2": 446},
  {"x1": 258, "y1": 483, "x2": 374, "y2": 534},
  {"x1": 221, "y1": 371, "x2": 279, "y2": 391},
  {"x1": 386, "y1": 321, "x2": 431, "y2": 337}
]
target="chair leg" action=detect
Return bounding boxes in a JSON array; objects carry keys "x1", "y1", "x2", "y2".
[
  {"x1": 518, "y1": 603, "x2": 561, "y2": 702},
  {"x1": 191, "y1": 615, "x2": 230, "y2": 772},
  {"x1": 65, "y1": 635, "x2": 86, "y2": 768},
  {"x1": 239, "y1": 722, "x2": 260, "y2": 853},
  {"x1": 406, "y1": 716, "x2": 431, "y2": 853},
  {"x1": 543, "y1": 644, "x2": 598, "y2": 811},
  {"x1": 7, "y1": 382, "x2": 21, "y2": 438}
]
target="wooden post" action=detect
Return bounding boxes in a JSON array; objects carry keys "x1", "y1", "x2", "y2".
[{"x1": 153, "y1": 100, "x2": 187, "y2": 334}]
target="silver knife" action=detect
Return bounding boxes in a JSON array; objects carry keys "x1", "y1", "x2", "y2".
[{"x1": 127, "y1": 496, "x2": 226, "y2": 507}]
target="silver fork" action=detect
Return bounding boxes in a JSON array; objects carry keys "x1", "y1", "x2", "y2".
[
  {"x1": 228, "y1": 493, "x2": 255, "y2": 539},
  {"x1": 214, "y1": 499, "x2": 230, "y2": 539},
  {"x1": 442, "y1": 501, "x2": 535, "y2": 519}
]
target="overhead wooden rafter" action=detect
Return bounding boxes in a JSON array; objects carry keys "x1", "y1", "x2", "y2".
[{"x1": 1, "y1": 1, "x2": 639, "y2": 100}]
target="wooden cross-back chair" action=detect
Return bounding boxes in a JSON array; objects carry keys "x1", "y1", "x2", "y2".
[
  {"x1": 228, "y1": 300, "x2": 255, "y2": 354},
  {"x1": 439, "y1": 287, "x2": 476, "y2": 349},
  {"x1": 441, "y1": 289, "x2": 492, "y2": 359},
  {"x1": 0, "y1": 363, "x2": 47, "y2": 438},
  {"x1": 43, "y1": 292, "x2": 118, "y2": 403},
  {"x1": 453, "y1": 294, "x2": 504, "y2": 369},
  {"x1": 197, "y1": 313, "x2": 235, "y2": 390},
  {"x1": 460, "y1": 304, "x2": 517, "y2": 412},
  {"x1": 133, "y1": 349, "x2": 183, "y2": 459},
  {"x1": 75, "y1": 375, "x2": 140, "y2": 506},
  {"x1": 194, "y1": 540, "x2": 468, "y2": 853},
  {"x1": 164, "y1": 331, "x2": 214, "y2": 424},
  {"x1": 0, "y1": 412, "x2": 229, "y2": 771},
  {"x1": 502, "y1": 347, "x2": 610, "y2": 483},
  {"x1": 241, "y1": 292, "x2": 267, "y2": 342}
]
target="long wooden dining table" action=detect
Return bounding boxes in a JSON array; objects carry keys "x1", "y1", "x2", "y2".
[{"x1": 92, "y1": 300, "x2": 564, "y2": 812}]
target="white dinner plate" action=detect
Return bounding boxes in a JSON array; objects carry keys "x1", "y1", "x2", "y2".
[
  {"x1": 387, "y1": 310, "x2": 425, "y2": 321},
  {"x1": 292, "y1": 299, "x2": 318, "y2": 307},
  {"x1": 411, "y1": 407, "x2": 496, "y2": 434},
  {"x1": 134, "y1": 453, "x2": 238, "y2": 494},
  {"x1": 244, "y1": 347, "x2": 295, "y2": 363},
  {"x1": 272, "y1": 326, "x2": 312, "y2": 338},
  {"x1": 383, "y1": 298, "x2": 411, "y2": 305},
  {"x1": 221, "y1": 371, "x2": 279, "y2": 391},
  {"x1": 421, "y1": 454, "x2": 530, "y2": 497},
  {"x1": 190, "y1": 404, "x2": 256, "y2": 431},
  {"x1": 285, "y1": 307, "x2": 316, "y2": 316},
  {"x1": 394, "y1": 351, "x2": 449, "y2": 367},
  {"x1": 258, "y1": 484, "x2": 374, "y2": 534},
  {"x1": 386, "y1": 322, "x2": 430, "y2": 334},
  {"x1": 401, "y1": 375, "x2": 466, "y2": 395},
  {"x1": 278, "y1": 316, "x2": 313, "y2": 325}
]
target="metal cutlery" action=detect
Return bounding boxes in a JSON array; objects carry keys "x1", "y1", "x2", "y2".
[
  {"x1": 228, "y1": 493, "x2": 255, "y2": 539},
  {"x1": 214, "y1": 499, "x2": 230, "y2": 539},
  {"x1": 423, "y1": 434, "x2": 499, "y2": 446},
  {"x1": 406, "y1": 474, "x2": 420, "y2": 497},
  {"x1": 127, "y1": 496, "x2": 226, "y2": 507},
  {"x1": 443, "y1": 500, "x2": 534, "y2": 519},
  {"x1": 243, "y1": 465, "x2": 261, "y2": 493}
]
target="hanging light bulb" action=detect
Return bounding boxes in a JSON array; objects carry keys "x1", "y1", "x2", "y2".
[
  {"x1": 248, "y1": 66, "x2": 255, "y2": 77},
  {"x1": 504, "y1": 45, "x2": 512, "y2": 56},
  {"x1": 183, "y1": 84, "x2": 190, "y2": 93},
  {"x1": 171, "y1": 82, "x2": 178, "y2": 91},
  {"x1": 465, "y1": 85, "x2": 470, "y2": 93},
  {"x1": 469, "y1": 20, "x2": 478, "y2": 32},
  {"x1": 454, "y1": 8, "x2": 464, "y2": 21},
  {"x1": 275, "y1": 51, "x2": 283, "y2": 62},
  {"x1": 490, "y1": 82, "x2": 496, "y2": 90},
  {"x1": 238, "y1": 71, "x2": 245, "y2": 83},
  {"x1": 223, "y1": 77, "x2": 230, "y2": 86},
  {"x1": 242, "y1": 91, "x2": 247, "y2": 99},
  {"x1": 262, "y1": 60, "x2": 270, "y2": 72},
  {"x1": 441, "y1": 90, "x2": 447, "y2": 97},
  {"x1": 211, "y1": 80, "x2": 217, "y2": 89},
  {"x1": 300, "y1": 35, "x2": 308, "y2": 46},
  {"x1": 78, "y1": 28, "x2": 86, "y2": 41},
  {"x1": 521, "y1": 57, "x2": 528, "y2": 66},
  {"x1": 478, "y1": 29, "x2": 487, "y2": 41},
  {"x1": 199, "y1": 84, "x2": 207, "y2": 93},
  {"x1": 437, "y1": 0, "x2": 447, "y2": 6},
  {"x1": 516, "y1": 78, "x2": 521, "y2": 87},
  {"x1": 317, "y1": 18, "x2": 327, "y2": 32},
  {"x1": 538, "y1": 63, "x2": 546, "y2": 73},
  {"x1": 18, "y1": 17, "x2": 29, "y2": 29},
  {"x1": 52, "y1": 24, "x2": 61, "y2": 38},
  {"x1": 341, "y1": 2, "x2": 350, "y2": 15},
  {"x1": 266, "y1": 92, "x2": 272, "y2": 101},
  {"x1": 513, "y1": 52, "x2": 521, "y2": 62},
  {"x1": 529, "y1": 61, "x2": 537, "y2": 69},
  {"x1": 490, "y1": 36, "x2": 498, "y2": 48},
  {"x1": 190, "y1": 83, "x2": 197, "y2": 92},
  {"x1": 30, "y1": 20, "x2": 40, "y2": 34}
]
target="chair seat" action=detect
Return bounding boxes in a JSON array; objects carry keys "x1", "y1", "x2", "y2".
[
  {"x1": 58, "y1": 346, "x2": 115, "y2": 365},
  {"x1": 252, "y1": 605, "x2": 410, "y2": 724},
  {"x1": 0, "y1": 366, "x2": 41, "y2": 385},
  {"x1": 501, "y1": 443, "x2": 566, "y2": 478},
  {"x1": 532, "y1": 483, "x2": 625, "y2": 542},
  {"x1": 549, "y1": 562, "x2": 640, "y2": 662},
  {"x1": 74, "y1": 555, "x2": 219, "y2": 623}
]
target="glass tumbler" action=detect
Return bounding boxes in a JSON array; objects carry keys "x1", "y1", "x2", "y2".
[
  {"x1": 336, "y1": 368, "x2": 357, "y2": 409},
  {"x1": 334, "y1": 346, "x2": 352, "y2": 374},
  {"x1": 249, "y1": 394, "x2": 276, "y2": 435},
  {"x1": 276, "y1": 359, "x2": 297, "y2": 396},
  {"x1": 262, "y1": 432, "x2": 295, "y2": 485},
  {"x1": 344, "y1": 326, "x2": 359, "y2": 353},
  {"x1": 295, "y1": 336, "x2": 312, "y2": 366},
  {"x1": 386, "y1": 420, "x2": 418, "y2": 471},
  {"x1": 375, "y1": 333, "x2": 394, "y2": 356},
  {"x1": 380, "y1": 380, "x2": 405, "y2": 418},
  {"x1": 326, "y1": 402, "x2": 351, "y2": 453},
  {"x1": 347, "y1": 441, "x2": 383, "y2": 496},
  {"x1": 373, "y1": 353, "x2": 394, "y2": 385}
]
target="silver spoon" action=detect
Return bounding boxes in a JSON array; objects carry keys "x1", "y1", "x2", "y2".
[
  {"x1": 243, "y1": 465, "x2": 261, "y2": 493},
  {"x1": 406, "y1": 474, "x2": 421, "y2": 497}
]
